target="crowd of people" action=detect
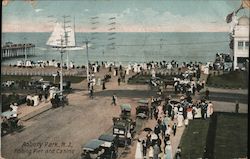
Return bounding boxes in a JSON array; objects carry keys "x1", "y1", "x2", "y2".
[
  {"x1": 136, "y1": 94, "x2": 214, "y2": 159},
  {"x1": 134, "y1": 59, "x2": 216, "y2": 159}
]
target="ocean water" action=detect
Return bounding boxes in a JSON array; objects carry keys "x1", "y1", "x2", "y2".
[{"x1": 2, "y1": 32, "x2": 231, "y2": 66}]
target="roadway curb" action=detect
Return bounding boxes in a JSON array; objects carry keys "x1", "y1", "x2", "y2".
[{"x1": 20, "y1": 104, "x2": 52, "y2": 121}]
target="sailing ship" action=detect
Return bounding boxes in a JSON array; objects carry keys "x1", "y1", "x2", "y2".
[
  {"x1": 46, "y1": 18, "x2": 90, "y2": 69},
  {"x1": 46, "y1": 20, "x2": 85, "y2": 50}
]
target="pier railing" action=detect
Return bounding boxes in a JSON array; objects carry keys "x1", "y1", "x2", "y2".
[{"x1": 1, "y1": 66, "x2": 86, "y2": 77}]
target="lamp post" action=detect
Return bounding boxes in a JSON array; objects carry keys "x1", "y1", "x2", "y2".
[{"x1": 52, "y1": 73, "x2": 57, "y2": 84}]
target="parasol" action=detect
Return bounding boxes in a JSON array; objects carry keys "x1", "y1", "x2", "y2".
[{"x1": 143, "y1": 127, "x2": 152, "y2": 132}]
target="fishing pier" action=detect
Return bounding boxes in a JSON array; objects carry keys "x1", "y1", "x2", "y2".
[{"x1": 1, "y1": 42, "x2": 35, "y2": 59}]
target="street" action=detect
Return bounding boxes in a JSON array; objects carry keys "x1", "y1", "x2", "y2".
[{"x1": 1, "y1": 80, "x2": 154, "y2": 159}]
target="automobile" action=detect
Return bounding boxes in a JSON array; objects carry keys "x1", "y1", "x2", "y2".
[
  {"x1": 50, "y1": 92, "x2": 68, "y2": 108},
  {"x1": 98, "y1": 134, "x2": 118, "y2": 159},
  {"x1": 112, "y1": 117, "x2": 134, "y2": 147},
  {"x1": 81, "y1": 139, "x2": 106, "y2": 159},
  {"x1": 29, "y1": 79, "x2": 52, "y2": 91},
  {"x1": 1, "y1": 113, "x2": 23, "y2": 136},
  {"x1": 136, "y1": 99, "x2": 149, "y2": 119},
  {"x1": 120, "y1": 104, "x2": 131, "y2": 119}
]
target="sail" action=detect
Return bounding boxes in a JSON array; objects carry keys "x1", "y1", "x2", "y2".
[
  {"x1": 46, "y1": 21, "x2": 76, "y2": 47},
  {"x1": 66, "y1": 25, "x2": 76, "y2": 47},
  {"x1": 46, "y1": 22, "x2": 65, "y2": 47}
]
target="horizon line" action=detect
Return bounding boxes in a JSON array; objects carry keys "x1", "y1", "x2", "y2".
[{"x1": 2, "y1": 31, "x2": 229, "y2": 33}]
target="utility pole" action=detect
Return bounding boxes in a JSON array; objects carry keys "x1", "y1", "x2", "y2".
[
  {"x1": 59, "y1": 36, "x2": 65, "y2": 96},
  {"x1": 84, "y1": 39, "x2": 90, "y2": 85}
]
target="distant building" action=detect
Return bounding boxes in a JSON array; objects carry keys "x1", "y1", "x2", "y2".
[{"x1": 230, "y1": 15, "x2": 249, "y2": 70}]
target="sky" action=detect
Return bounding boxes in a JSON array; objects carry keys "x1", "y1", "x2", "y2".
[{"x1": 2, "y1": 0, "x2": 248, "y2": 32}]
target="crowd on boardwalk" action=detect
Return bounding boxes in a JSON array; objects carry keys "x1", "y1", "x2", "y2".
[
  {"x1": 7, "y1": 59, "x2": 213, "y2": 73},
  {"x1": 134, "y1": 60, "x2": 214, "y2": 159},
  {"x1": 135, "y1": 95, "x2": 214, "y2": 159}
]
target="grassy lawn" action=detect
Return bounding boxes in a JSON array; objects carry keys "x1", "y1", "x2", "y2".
[
  {"x1": 127, "y1": 73, "x2": 176, "y2": 84},
  {"x1": 206, "y1": 71, "x2": 248, "y2": 89},
  {"x1": 1, "y1": 75, "x2": 85, "y2": 83},
  {"x1": 179, "y1": 119, "x2": 210, "y2": 159},
  {"x1": 214, "y1": 113, "x2": 248, "y2": 158}
]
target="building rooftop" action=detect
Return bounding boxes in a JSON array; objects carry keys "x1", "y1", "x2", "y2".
[{"x1": 238, "y1": 15, "x2": 249, "y2": 26}]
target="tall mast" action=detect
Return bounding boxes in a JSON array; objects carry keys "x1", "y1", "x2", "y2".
[
  {"x1": 74, "y1": 16, "x2": 76, "y2": 46},
  {"x1": 63, "y1": 15, "x2": 70, "y2": 70}
]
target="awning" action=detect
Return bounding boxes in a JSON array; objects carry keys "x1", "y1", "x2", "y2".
[
  {"x1": 120, "y1": 104, "x2": 131, "y2": 111},
  {"x1": 98, "y1": 134, "x2": 115, "y2": 142},
  {"x1": 82, "y1": 139, "x2": 106, "y2": 151},
  {"x1": 138, "y1": 99, "x2": 148, "y2": 104}
]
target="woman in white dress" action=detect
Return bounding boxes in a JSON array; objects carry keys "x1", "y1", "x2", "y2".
[
  {"x1": 165, "y1": 125, "x2": 172, "y2": 136},
  {"x1": 207, "y1": 101, "x2": 214, "y2": 117},
  {"x1": 177, "y1": 113, "x2": 184, "y2": 127},
  {"x1": 193, "y1": 106, "x2": 202, "y2": 119},
  {"x1": 135, "y1": 140, "x2": 143, "y2": 159},
  {"x1": 177, "y1": 106, "x2": 184, "y2": 127},
  {"x1": 174, "y1": 106, "x2": 178, "y2": 120},
  {"x1": 164, "y1": 141, "x2": 172, "y2": 159},
  {"x1": 148, "y1": 146, "x2": 154, "y2": 159},
  {"x1": 187, "y1": 106, "x2": 193, "y2": 120}
]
